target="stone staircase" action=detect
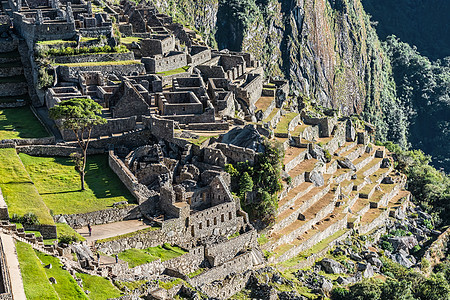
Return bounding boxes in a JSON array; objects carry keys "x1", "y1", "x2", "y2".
[{"x1": 263, "y1": 119, "x2": 410, "y2": 264}]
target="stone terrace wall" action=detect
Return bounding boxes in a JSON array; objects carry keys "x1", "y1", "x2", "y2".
[
  {"x1": 163, "y1": 246, "x2": 204, "y2": 275},
  {"x1": 205, "y1": 229, "x2": 257, "y2": 267},
  {"x1": 0, "y1": 82, "x2": 27, "y2": 97},
  {"x1": 17, "y1": 145, "x2": 104, "y2": 156},
  {"x1": 95, "y1": 227, "x2": 184, "y2": 255},
  {"x1": 53, "y1": 205, "x2": 142, "y2": 227},
  {"x1": 215, "y1": 143, "x2": 257, "y2": 165},
  {"x1": 57, "y1": 63, "x2": 145, "y2": 82},
  {"x1": 61, "y1": 116, "x2": 137, "y2": 140},
  {"x1": 52, "y1": 51, "x2": 135, "y2": 64},
  {"x1": 197, "y1": 271, "x2": 251, "y2": 300},
  {"x1": 190, "y1": 252, "x2": 252, "y2": 287},
  {"x1": 108, "y1": 150, "x2": 155, "y2": 204}
]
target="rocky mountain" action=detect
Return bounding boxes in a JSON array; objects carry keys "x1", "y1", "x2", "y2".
[{"x1": 152, "y1": 0, "x2": 407, "y2": 147}]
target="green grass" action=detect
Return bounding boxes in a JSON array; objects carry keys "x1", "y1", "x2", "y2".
[
  {"x1": 120, "y1": 37, "x2": 142, "y2": 44},
  {"x1": 56, "y1": 223, "x2": 86, "y2": 242},
  {"x1": 262, "y1": 108, "x2": 279, "y2": 123},
  {"x1": 37, "y1": 40, "x2": 77, "y2": 46},
  {"x1": 187, "y1": 268, "x2": 205, "y2": 278},
  {"x1": 19, "y1": 154, "x2": 136, "y2": 215},
  {"x1": 115, "y1": 280, "x2": 147, "y2": 292},
  {"x1": 257, "y1": 234, "x2": 269, "y2": 246},
  {"x1": 159, "y1": 278, "x2": 183, "y2": 290},
  {"x1": 0, "y1": 75, "x2": 26, "y2": 83},
  {"x1": 55, "y1": 60, "x2": 141, "y2": 67},
  {"x1": 156, "y1": 65, "x2": 190, "y2": 76},
  {"x1": 184, "y1": 135, "x2": 218, "y2": 146},
  {"x1": 76, "y1": 273, "x2": 123, "y2": 300},
  {"x1": 35, "y1": 251, "x2": 88, "y2": 299},
  {"x1": 16, "y1": 242, "x2": 59, "y2": 299},
  {"x1": 117, "y1": 244, "x2": 187, "y2": 268},
  {"x1": 275, "y1": 112, "x2": 298, "y2": 134},
  {"x1": 0, "y1": 106, "x2": 49, "y2": 140},
  {"x1": 95, "y1": 226, "x2": 160, "y2": 243},
  {"x1": 0, "y1": 149, "x2": 54, "y2": 224},
  {"x1": 80, "y1": 37, "x2": 98, "y2": 42}
]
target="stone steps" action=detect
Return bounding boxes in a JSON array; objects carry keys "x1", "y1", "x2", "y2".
[
  {"x1": 283, "y1": 147, "x2": 308, "y2": 173},
  {"x1": 273, "y1": 180, "x2": 332, "y2": 233},
  {"x1": 358, "y1": 207, "x2": 389, "y2": 235},
  {"x1": 341, "y1": 144, "x2": 366, "y2": 161},
  {"x1": 287, "y1": 157, "x2": 320, "y2": 188},
  {"x1": 271, "y1": 211, "x2": 348, "y2": 263},
  {"x1": 277, "y1": 182, "x2": 315, "y2": 215},
  {"x1": 270, "y1": 189, "x2": 337, "y2": 250},
  {"x1": 336, "y1": 141, "x2": 358, "y2": 156},
  {"x1": 353, "y1": 150, "x2": 376, "y2": 171}
]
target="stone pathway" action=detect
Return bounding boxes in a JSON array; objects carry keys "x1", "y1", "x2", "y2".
[
  {"x1": 1, "y1": 233, "x2": 26, "y2": 300},
  {"x1": 76, "y1": 219, "x2": 151, "y2": 244}
]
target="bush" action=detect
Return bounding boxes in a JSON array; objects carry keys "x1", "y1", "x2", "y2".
[
  {"x1": 37, "y1": 67, "x2": 54, "y2": 89},
  {"x1": 381, "y1": 240, "x2": 394, "y2": 252},
  {"x1": 58, "y1": 235, "x2": 78, "y2": 245},
  {"x1": 331, "y1": 287, "x2": 349, "y2": 300},
  {"x1": 10, "y1": 212, "x2": 40, "y2": 226}
]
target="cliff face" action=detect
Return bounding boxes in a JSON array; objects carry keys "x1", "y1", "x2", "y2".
[{"x1": 152, "y1": 0, "x2": 403, "y2": 142}]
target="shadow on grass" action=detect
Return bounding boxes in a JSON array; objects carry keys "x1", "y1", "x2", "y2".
[
  {"x1": 84, "y1": 155, "x2": 136, "y2": 204},
  {"x1": 40, "y1": 189, "x2": 82, "y2": 195},
  {"x1": 0, "y1": 106, "x2": 49, "y2": 139}
]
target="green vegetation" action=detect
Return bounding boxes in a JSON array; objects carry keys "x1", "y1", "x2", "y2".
[
  {"x1": 156, "y1": 65, "x2": 190, "y2": 76},
  {"x1": 184, "y1": 134, "x2": 218, "y2": 145},
  {"x1": 0, "y1": 149, "x2": 54, "y2": 224},
  {"x1": 56, "y1": 223, "x2": 86, "y2": 242},
  {"x1": 274, "y1": 112, "x2": 298, "y2": 134},
  {"x1": 76, "y1": 273, "x2": 123, "y2": 300},
  {"x1": 0, "y1": 106, "x2": 49, "y2": 139},
  {"x1": 188, "y1": 268, "x2": 205, "y2": 278},
  {"x1": 380, "y1": 141, "x2": 450, "y2": 227},
  {"x1": 120, "y1": 36, "x2": 142, "y2": 44},
  {"x1": 332, "y1": 257, "x2": 450, "y2": 300},
  {"x1": 257, "y1": 234, "x2": 269, "y2": 246},
  {"x1": 95, "y1": 226, "x2": 160, "y2": 243},
  {"x1": 49, "y1": 98, "x2": 107, "y2": 190},
  {"x1": 383, "y1": 36, "x2": 450, "y2": 171},
  {"x1": 37, "y1": 39, "x2": 77, "y2": 46},
  {"x1": 159, "y1": 278, "x2": 183, "y2": 290},
  {"x1": 117, "y1": 244, "x2": 186, "y2": 268},
  {"x1": 35, "y1": 251, "x2": 88, "y2": 299},
  {"x1": 16, "y1": 242, "x2": 59, "y2": 299},
  {"x1": 225, "y1": 141, "x2": 283, "y2": 224},
  {"x1": 55, "y1": 60, "x2": 141, "y2": 67},
  {"x1": 38, "y1": 45, "x2": 128, "y2": 58},
  {"x1": 19, "y1": 153, "x2": 135, "y2": 215},
  {"x1": 37, "y1": 67, "x2": 54, "y2": 89}
]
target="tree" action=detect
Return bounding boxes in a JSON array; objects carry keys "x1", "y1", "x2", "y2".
[
  {"x1": 49, "y1": 98, "x2": 106, "y2": 190},
  {"x1": 238, "y1": 172, "x2": 253, "y2": 200}
]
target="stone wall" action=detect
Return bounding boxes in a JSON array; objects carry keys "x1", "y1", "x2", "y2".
[
  {"x1": 3, "y1": 136, "x2": 55, "y2": 146},
  {"x1": 190, "y1": 252, "x2": 252, "y2": 287},
  {"x1": 0, "y1": 66, "x2": 22, "y2": 77},
  {"x1": 52, "y1": 51, "x2": 135, "y2": 64},
  {"x1": 141, "y1": 52, "x2": 187, "y2": 73},
  {"x1": 0, "y1": 82, "x2": 27, "y2": 97},
  {"x1": 0, "y1": 189, "x2": 8, "y2": 220},
  {"x1": 143, "y1": 115, "x2": 174, "y2": 141},
  {"x1": 79, "y1": 26, "x2": 113, "y2": 38},
  {"x1": 197, "y1": 271, "x2": 251, "y2": 300},
  {"x1": 108, "y1": 150, "x2": 155, "y2": 204},
  {"x1": 60, "y1": 116, "x2": 137, "y2": 141},
  {"x1": 53, "y1": 205, "x2": 141, "y2": 227},
  {"x1": 215, "y1": 143, "x2": 257, "y2": 165},
  {"x1": 205, "y1": 229, "x2": 257, "y2": 267},
  {"x1": 16, "y1": 144, "x2": 103, "y2": 156},
  {"x1": 302, "y1": 114, "x2": 338, "y2": 137},
  {"x1": 57, "y1": 63, "x2": 145, "y2": 82},
  {"x1": 163, "y1": 246, "x2": 204, "y2": 275},
  {"x1": 188, "y1": 47, "x2": 211, "y2": 66}
]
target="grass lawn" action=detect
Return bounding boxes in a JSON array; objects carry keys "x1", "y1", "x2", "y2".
[
  {"x1": 55, "y1": 60, "x2": 141, "y2": 67},
  {"x1": 0, "y1": 149, "x2": 54, "y2": 224},
  {"x1": 0, "y1": 106, "x2": 49, "y2": 140},
  {"x1": 19, "y1": 154, "x2": 136, "y2": 215},
  {"x1": 37, "y1": 39, "x2": 77, "y2": 46},
  {"x1": 76, "y1": 273, "x2": 123, "y2": 300},
  {"x1": 156, "y1": 66, "x2": 190, "y2": 76},
  {"x1": 275, "y1": 112, "x2": 298, "y2": 134},
  {"x1": 35, "y1": 251, "x2": 88, "y2": 299},
  {"x1": 16, "y1": 242, "x2": 59, "y2": 299},
  {"x1": 56, "y1": 223, "x2": 86, "y2": 242},
  {"x1": 118, "y1": 244, "x2": 187, "y2": 268},
  {"x1": 184, "y1": 135, "x2": 218, "y2": 146},
  {"x1": 120, "y1": 37, "x2": 142, "y2": 44}
]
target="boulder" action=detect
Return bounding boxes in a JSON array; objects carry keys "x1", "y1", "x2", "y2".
[
  {"x1": 388, "y1": 236, "x2": 418, "y2": 251},
  {"x1": 363, "y1": 264, "x2": 375, "y2": 278},
  {"x1": 320, "y1": 258, "x2": 346, "y2": 274},
  {"x1": 44, "y1": 264, "x2": 52, "y2": 269},
  {"x1": 350, "y1": 252, "x2": 363, "y2": 261},
  {"x1": 308, "y1": 144, "x2": 326, "y2": 162},
  {"x1": 368, "y1": 257, "x2": 383, "y2": 269},
  {"x1": 337, "y1": 158, "x2": 356, "y2": 171},
  {"x1": 49, "y1": 277, "x2": 57, "y2": 284},
  {"x1": 393, "y1": 252, "x2": 414, "y2": 268},
  {"x1": 307, "y1": 170, "x2": 324, "y2": 187},
  {"x1": 346, "y1": 120, "x2": 356, "y2": 142},
  {"x1": 382, "y1": 176, "x2": 394, "y2": 184},
  {"x1": 336, "y1": 276, "x2": 350, "y2": 285},
  {"x1": 381, "y1": 158, "x2": 391, "y2": 168}
]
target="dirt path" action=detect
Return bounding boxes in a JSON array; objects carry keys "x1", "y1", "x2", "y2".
[{"x1": 76, "y1": 219, "x2": 151, "y2": 244}]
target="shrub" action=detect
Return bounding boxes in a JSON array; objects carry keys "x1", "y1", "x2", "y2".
[
  {"x1": 331, "y1": 287, "x2": 349, "y2": 300},
  {"x1": 37, "y1": 68, "x2": 54, "y2": 89},
  {"x1": 10, "y1": 212, "x2": 40, "y2": 226},
  {"x1": 381, "y1": 240, "x2": 394, "y2": 252},
  {"x1": 58, "y1": 235, "x2": 77, "y2": 245}
]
